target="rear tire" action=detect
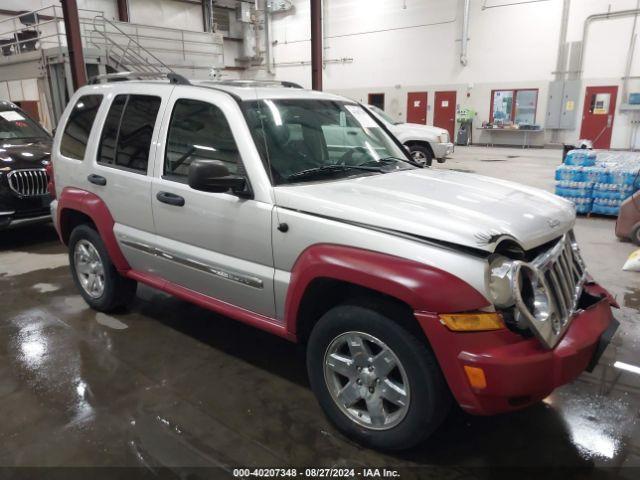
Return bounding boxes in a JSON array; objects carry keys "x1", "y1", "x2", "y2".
[
  {"x1": 408, "y1": 144, "x2": 434, "y2": 167},
  {"x1": 68, "y1": 224, "x2": 137, "y2": 312},
  {"x1": 306, "y1": 302, "x2": 451, "y2": 450}
]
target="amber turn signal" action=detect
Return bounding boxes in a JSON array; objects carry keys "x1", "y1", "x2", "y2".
[
  {"x1": 438, "y1": 312, "x2": 505, "y2": 332},
  {"x1": 464, "y1": 365, "x2": 487, "y2": 389}
]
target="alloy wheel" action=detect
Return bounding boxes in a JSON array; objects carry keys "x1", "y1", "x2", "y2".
[
  {"x1": 74, "y1": 239, "x2": 106, "y2": 299},
  {"x1": 323, "y1": 331, "x2": 410, "y2": 430}
]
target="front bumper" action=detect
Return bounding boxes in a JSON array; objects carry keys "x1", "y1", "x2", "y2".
[
  {"x1": 415, "y1": 283, "x2": 617, "y2": 415},
  {"x1": 0, "y1": 183, "x2": 52, "y2": 229},
  {"x1": 432, "y1": 142, "x2": 454, "y2": 159}
]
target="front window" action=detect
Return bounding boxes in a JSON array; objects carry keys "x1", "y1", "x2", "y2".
[
  {"x1": 243, "y1": 99, "x2": 412, "y2": 185},
  {"x1": 0, "y1": 108, "x2": 50, "y2": 141}
]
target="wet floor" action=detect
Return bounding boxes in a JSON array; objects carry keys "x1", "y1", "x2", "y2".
[{"x1": 1, "y1": 147, "x2": 639, "y2": 479}]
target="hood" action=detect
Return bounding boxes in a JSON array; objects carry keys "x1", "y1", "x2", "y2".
[
  {"x1": 274, "y1": 169, "x2": 576, "y2": 253},
  {"x1": 0, "y1": 138, "x2": 52, "y2": 170},
  {"x1": 394, "y1": 123, "x2": 448, "y2": 137}
]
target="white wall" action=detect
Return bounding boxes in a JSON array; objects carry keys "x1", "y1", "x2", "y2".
[
  {"x1": 269, "y1": 0, "x2": 640, "y2": 149},
  {"x1": 129, "y1": 0, "x2": 203, "y2": 31}
]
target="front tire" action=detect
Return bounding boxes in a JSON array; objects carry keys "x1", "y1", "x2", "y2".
[
  {"x1": 408, "y1": 144, "x2": 434, "y2": 167},
  {"x1": 306, "y1": 302, "x2": 451, "y2": 450},
  {"x1": 68, "y1": 224, "x2": 137, "y2": 312}
]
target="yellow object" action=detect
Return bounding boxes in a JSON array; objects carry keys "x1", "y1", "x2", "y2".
[
  {"x1": 438, "y1": 312, "x2": 504, "y2": 331},
  {"x1": 464, "y1": 366, "x2": 487, "y2": 389}
]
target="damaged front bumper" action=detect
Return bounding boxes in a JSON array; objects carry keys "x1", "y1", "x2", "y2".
[{"x1": 415, "y1": 282, "x2": 619, "y2": 415}]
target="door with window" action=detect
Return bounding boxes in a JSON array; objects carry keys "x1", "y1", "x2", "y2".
[
  {"x1": 406, "y1": 92, "x2": 427, "y2": 124},
  {"x1": 434, "y1": 91, "x2": 456, "y2": 140},
  {"x1": 88, "y1": 90, "x2": 164, "y2": 239},
  {"x1": 150, "y1": 89, "x2": 275, "y2": 317},
  {"x1": 580, "y1": 86, "x2": 618, "y2": 149}
]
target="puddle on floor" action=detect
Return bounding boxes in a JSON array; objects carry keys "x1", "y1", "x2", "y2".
[{"x1": 96, "y1": 313, "x2": 129, "y2": 330}]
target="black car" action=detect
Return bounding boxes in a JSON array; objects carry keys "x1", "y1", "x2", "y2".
[{"x1": 0, "y1": 100, "x2": 52, "y2": 229}]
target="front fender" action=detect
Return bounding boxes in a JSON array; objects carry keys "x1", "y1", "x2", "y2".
[{"x1": 284, "y1": 244, "x2": 489, "y2": 335}]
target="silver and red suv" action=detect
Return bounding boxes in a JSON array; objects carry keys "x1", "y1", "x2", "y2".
[{"x1": 49, "y1": 75, "x2": 618, "y2": 450}]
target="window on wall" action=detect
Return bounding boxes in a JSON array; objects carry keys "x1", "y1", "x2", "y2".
[{"x1": 490, "y1": 89, "x2": 538, "y2": 126}]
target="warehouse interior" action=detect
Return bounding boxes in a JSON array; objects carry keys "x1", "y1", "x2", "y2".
[{"x1": 0, "y1": 0, "x2": 639, "y2": 478}]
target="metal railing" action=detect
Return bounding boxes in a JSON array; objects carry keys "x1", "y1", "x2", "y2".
[{"x1": 0, "y1": 6, "x2": 223, "y2": 71}]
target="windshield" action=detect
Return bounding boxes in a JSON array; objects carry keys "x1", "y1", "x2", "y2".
[
  {"x1": 243, "y1": 99, "x2": 412, "y2": 185},
  {"x1": 368, "y1": 105, "x2": 400, "y2": 125},
  {"x1": 0, "y1": 109, "x2": 49, "y2": 140}
]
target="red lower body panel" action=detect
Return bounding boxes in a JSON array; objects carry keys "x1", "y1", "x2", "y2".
[
  {"x1": 126, "y1": 270, "x2": 295, "y2": 341},
  {"x1": 416, "y1": 287, "x2": 616, "y2": 415}
]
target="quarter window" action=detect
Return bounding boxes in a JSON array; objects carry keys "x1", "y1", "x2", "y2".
[
  {"x1": 60, "y1": 95, "x2": 103, "y2": 160},
  {"x1": 164, "y1": 99, "x2": 240, "y2": 180},
  {"x1": 98, "y1": 94, "x2": 161, "y2": 173}
]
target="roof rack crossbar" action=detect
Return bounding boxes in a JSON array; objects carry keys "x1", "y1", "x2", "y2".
[
  {"x1": 213, "y1": 79, "x2": 304, "y2": 89},
  {"x1": 88, "y1": 71, "x2": 192, "y2": 86}
]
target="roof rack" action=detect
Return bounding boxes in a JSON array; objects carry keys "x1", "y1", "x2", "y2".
[
  {"x1": 212, "y1": 79, "x2": 304, "y2": 89},
  {"x1": 88, "y1": 71, "x2": 192, "y2": 85}
]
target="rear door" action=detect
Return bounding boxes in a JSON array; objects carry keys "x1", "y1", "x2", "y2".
[
  {"x1": 148, "y1": 87, "x2": 276, "y2": 317},
  {"x1": 580, "y1": 86, "x2": 618, "y2": 149},
  {"x1": 406, "y1": 92, "x2": 427, "y2": 124},
  {"x1": 86, "y1": 84, "x2": 171, "y2": 272},
  {"x1": 434, "y1": 91, "x2": 456, "y2": 140}
]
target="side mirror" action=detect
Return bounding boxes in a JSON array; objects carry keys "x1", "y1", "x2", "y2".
[{"x1": 188, "y1": 159, "x2": 247, "y2": 194}]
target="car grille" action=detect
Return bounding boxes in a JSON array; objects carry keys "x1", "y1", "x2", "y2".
[
  {"x1": 7, "y1": 169, "x2": 49, "y2": 198},
  {"x1": 532, "y1": 232, "x2": 587, "y2": 337}
]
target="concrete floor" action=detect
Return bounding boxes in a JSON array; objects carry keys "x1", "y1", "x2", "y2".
[{"x1": 0, "y1": 146, "x2": 638, "y2": 478}]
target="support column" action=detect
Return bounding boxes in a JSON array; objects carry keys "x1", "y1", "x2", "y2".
[
  {"x1": 116, "y1": 0, "x2": 130, "y2": 22},
  {"x1": 60, "y1": 0, "x2": 87, "y2": 90},
  {"x1": 310, "y1": 0, "x2": 322, "y2": 91}
]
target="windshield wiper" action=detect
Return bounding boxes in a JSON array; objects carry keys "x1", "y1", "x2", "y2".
[
  {"x1": 359, "y1": 156, "x2": 419, "y2": 168},
  {"x1": 286, "y1": 164, "x2": 385, "y2": 182}
]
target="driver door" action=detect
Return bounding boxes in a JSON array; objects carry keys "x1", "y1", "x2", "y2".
[{"x1": 149, "y1": 88, "x2": 276, "y2": 318}]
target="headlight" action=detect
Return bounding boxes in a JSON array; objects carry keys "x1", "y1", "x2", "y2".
[
  {"x1": 439, "y1": 133, "x2": 449, "y2": 143},
  {"x1": 487, "y1": 255, "x2": 518, "y2": 308},
  {"x1": 513, "y1": 263, "x2": 561, "y2": 336}
]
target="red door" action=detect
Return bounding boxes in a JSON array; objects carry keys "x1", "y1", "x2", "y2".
[
  {"x1": 580, "y1": 86, "x2": 618, "y2": 149},
  {"x1": 406, "y1": 92, "x2": 427, "y2": 124},
  {"x1": 434, "y1": 91, "x2": 457, "y2": 140}
]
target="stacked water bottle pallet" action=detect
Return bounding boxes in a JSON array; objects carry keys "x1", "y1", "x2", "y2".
[{"x1": 555, "y1": 150, "x2": 639, "y2": 216}]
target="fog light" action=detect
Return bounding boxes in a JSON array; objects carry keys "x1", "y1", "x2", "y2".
[
  {"x1": 438, "y1": 312, "x2": 504, "y2": 331},
  {"x1": 464, "y1": 365, "x2": 487, "y2": 389}
]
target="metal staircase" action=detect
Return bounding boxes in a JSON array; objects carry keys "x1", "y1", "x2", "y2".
[
  {"x1": 88, "y1": 15, "x2": 172, "y2": 77},
  {"x1": 0, "y1": 5, "x2": 224, "y2": 127}
]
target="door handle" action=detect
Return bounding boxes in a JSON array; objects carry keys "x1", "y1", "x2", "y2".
[
  {"x1": 87, "y1": 174, "x2": 106, "y2": 186},
  {"x1": 156, "y1": 191, "x2": 185, "y2": 207}
]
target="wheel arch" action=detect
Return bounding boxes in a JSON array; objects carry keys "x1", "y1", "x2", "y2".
[
  {"x1": 285, "y1": 244, "x2": 489, "y2": 341},
  {"x1": 404, "y1": 140, "x2": 435, "y2": 156},
  {"x1": 57, "y1": 187, "x2": 130, "y2": 272}
]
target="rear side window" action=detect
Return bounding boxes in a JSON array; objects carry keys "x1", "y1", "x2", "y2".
[
  {"x1": 164, "y1": 99, "x2": 240, "y2": 180},
  {"x1": 98, "y1": 94, "x2": 161, "y2": 173},
  {"x1": 60, "y1": 95, "x2": 103, "y2": 160}
]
